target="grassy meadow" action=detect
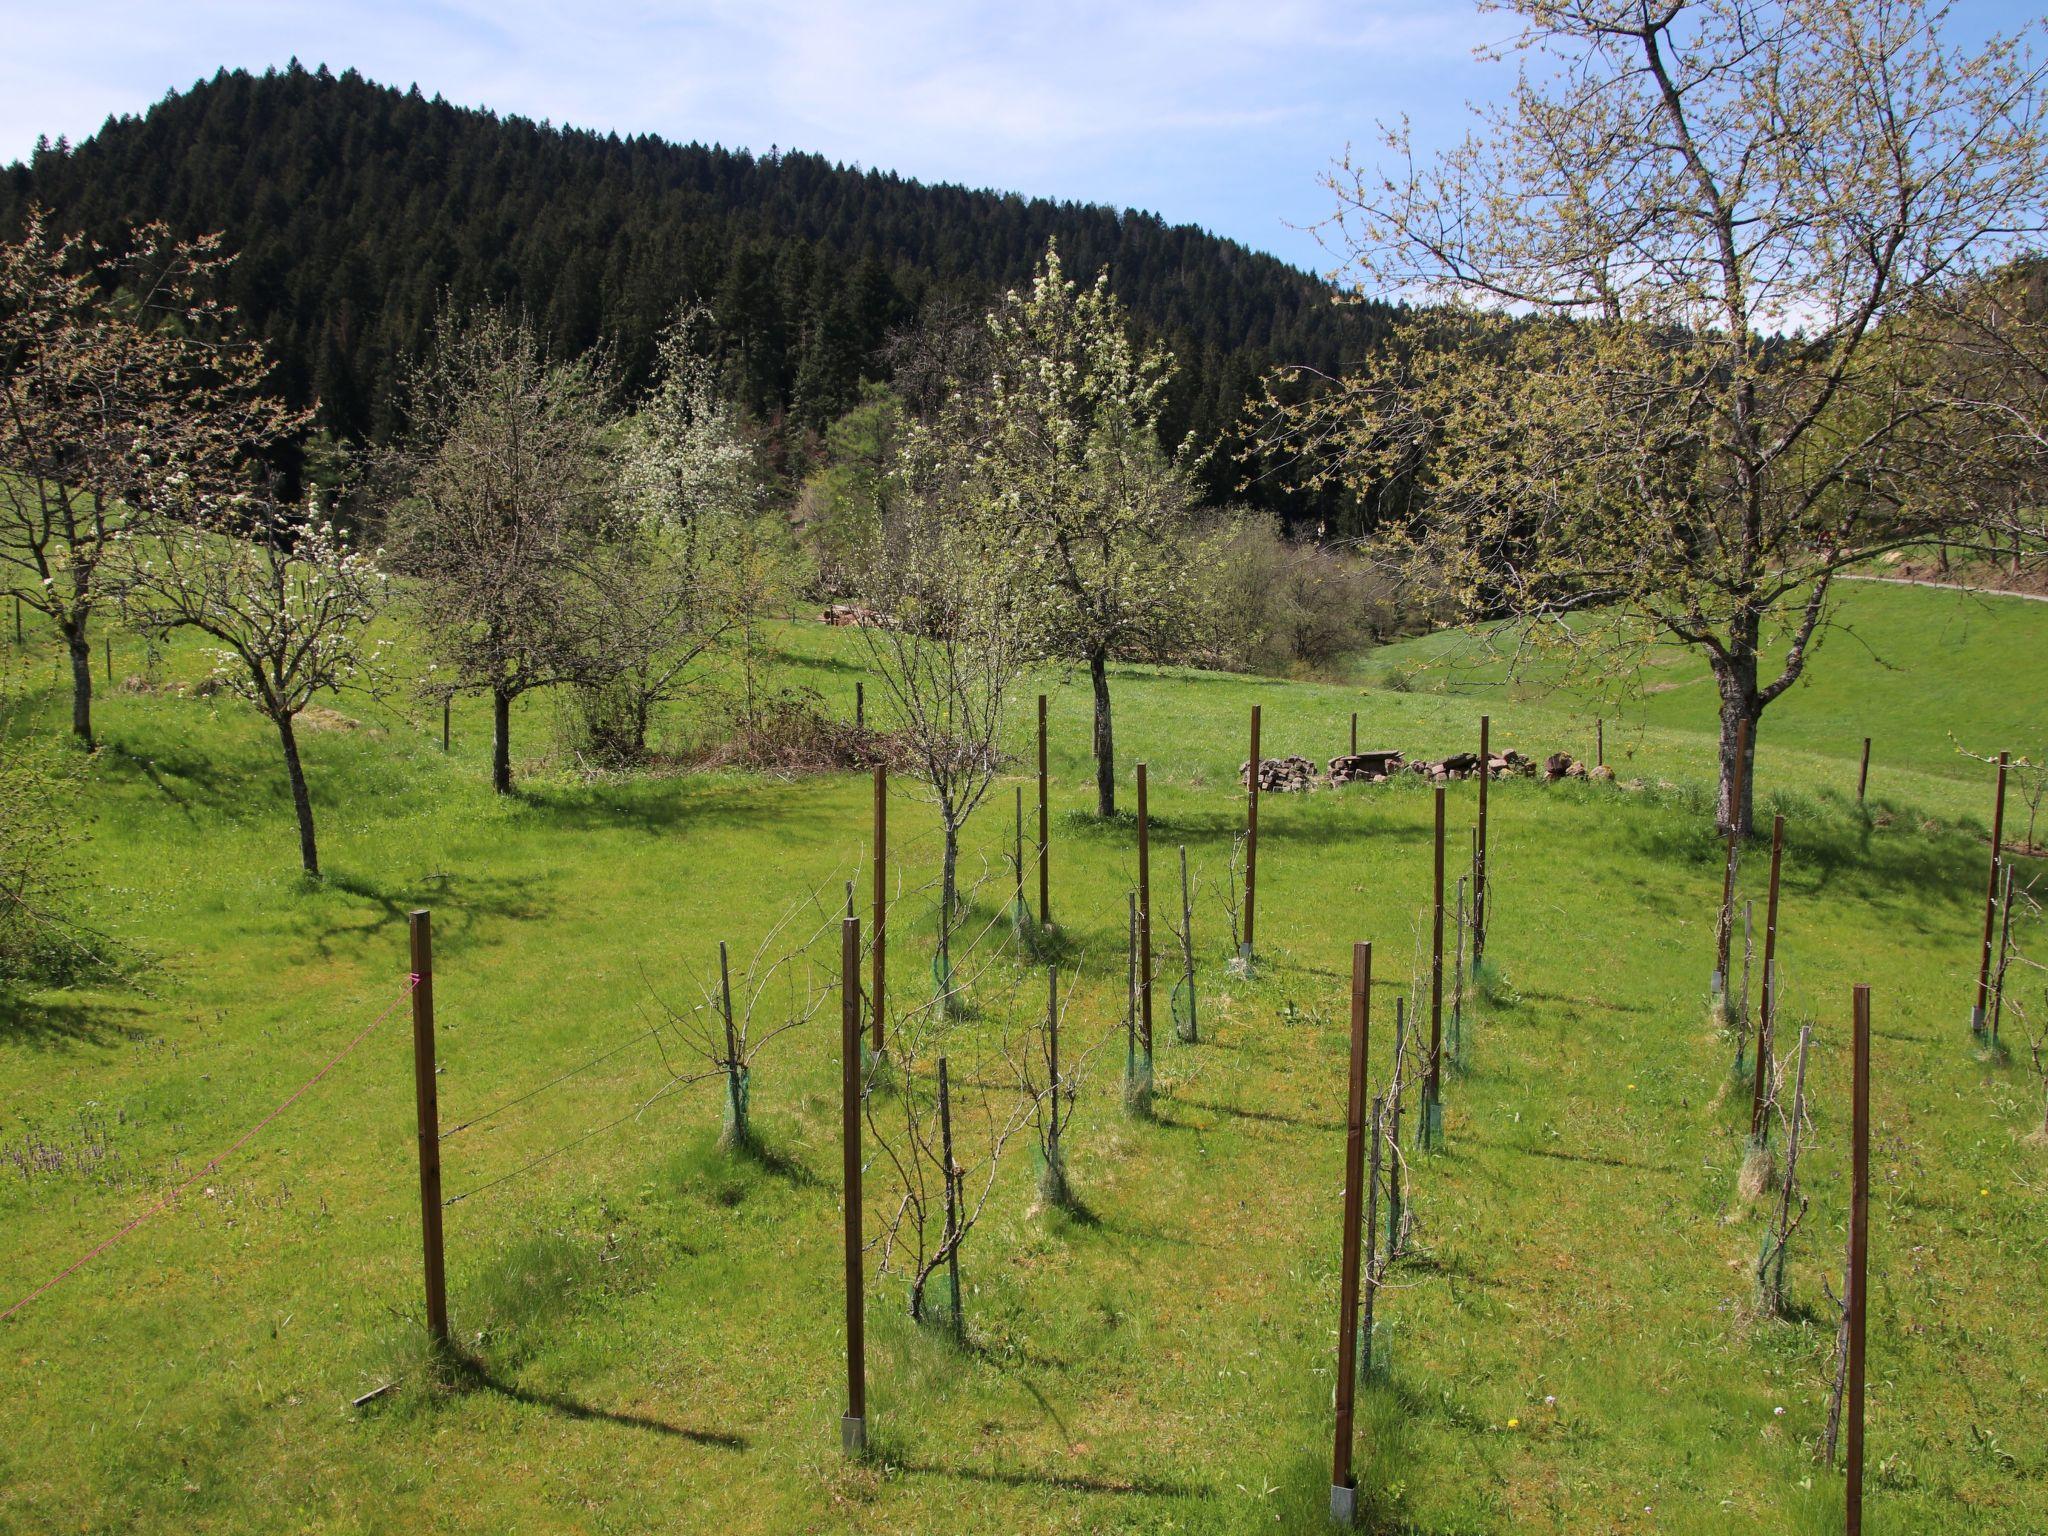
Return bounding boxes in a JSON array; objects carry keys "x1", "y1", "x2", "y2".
[{"x1": 1, "y1": 579, "x2": 2045, "y2": 1534}]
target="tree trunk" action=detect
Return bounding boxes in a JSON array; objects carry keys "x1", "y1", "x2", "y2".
[
  {"x1": 1090, "y1": 647, "x2": 1115, "y2": 818},
  {"x1": 1712, "y1": 654, "x2": 1760, "y2": 839},
  {"x1": 938, "y1": 819, "x2": 959, "y2": 1011},
  {"x1": 491, "y1": 685, "x2": 513, "y2": 794},
  {"x1": 65, "y1": 619, "x2": 94, "y2": 749},
  {"x1": 276, "y1": 712, "x2": 320, "y2": 876}
]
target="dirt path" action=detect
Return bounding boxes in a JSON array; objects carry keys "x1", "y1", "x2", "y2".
[{"x1": 1839, "y1": 573, "x2": 2048, "y2": 604}]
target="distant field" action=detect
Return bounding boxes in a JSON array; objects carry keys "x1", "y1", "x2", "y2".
[
  {"x1": 1, "y1": 580, "x2": 2043, "y2": 1535},
  {"x1": 1365, "y1": 578, "x2": 2048, "y2": 821}
]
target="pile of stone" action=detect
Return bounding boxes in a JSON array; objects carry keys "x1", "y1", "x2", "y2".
[
  {"x1": 1329, "y1": 750, "x2": 1405, "y2": 785},
  {"x1": 1405, "y1": 749, "x2": 1537, "y2": 782},
  {"x1": 1542, "y1": 752, "x2": 1616, "y2": 782},
  {"x1": 1242, "y1": 755, "x2": 1321, "y2": 793},
  {"x1": 819, "y1": 602, "x2": 881, "y2": 627}
]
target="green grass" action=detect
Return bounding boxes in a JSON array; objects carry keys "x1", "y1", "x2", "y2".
[{"x1": 1, "y1": 584, "x2": 2044, "y2": 1534}]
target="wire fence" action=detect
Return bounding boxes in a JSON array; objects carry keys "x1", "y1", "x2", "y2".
[{"x1": 2, "y1": 972, "x2": 421, "y2": 1322}]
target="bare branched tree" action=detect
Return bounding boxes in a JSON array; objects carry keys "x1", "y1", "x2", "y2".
[
  {"x1": 649, "y1": 879, "x2": 848, "y2": 1150},
  {"x1": 385, "y1": 305, "x2": 617, "y2": 792},
  {"x1": 848, "y1": 424, "x2": 1025, "y2": 1009},
  {"x1": 865, "y1": 1024, "x2": 1037, "y2": 1334},
  {"x1": 1007, "y1": 963, "x2": 1118, "y2": 1209},
  {"x1": 115, "y1": 504, "x2": 386, "y2": 875}
]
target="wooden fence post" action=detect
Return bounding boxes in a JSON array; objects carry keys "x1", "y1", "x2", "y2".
[
  {"x1": 1330, "y1": 939, "x2": 1372, "y2": 1526},
  {"x1": 1350, "y1": 711, "x2": 1358, "y2": 756},
  {"x1": 855, "y1": 680, "x2": 865, "y2": 732},
  {"x1": 1974, "y1": 752, "x2": 2009, "y2": 1034},
  {"x1": 442, "y1": 695, "x2": 451, "y2": 753},
  {"x1": 1037, "y1": 693, "x2": 1051, "y2": 929},
  {"x1": 1750, "y1": 814, "x2": 1785, "y2": 1143},
  {"x1": 408, "y1": 910, "x2": 448, "y2": 1345},
  {"x1": 1425, "y1": 787, "x2": 1446, "y2": 1150},
  {"x1": 1137, "y1": 763, "x2": 1153, "y2": 1058},
  {"x1": 1857, "y1": 737, "x2": 1871, "y2": 804},
  {"x1": 1474, "y1": 715, "x2": 1490, "y2": 965},
  {"x1": 1597, "y1": 717, "x2": 1604, "y2": 770},
  {"x1": 1715, "y1": 716, "x2": 1753, "y2": 998},
  {"x1": 1845, "y1": 983, "x2": 1871, "y2": 1536},
  {"x1": 840, "y1": 915, "x2": 867, "y2": 1454},
  {"x1": 871, "y1": 765, "x2": 887, "y2": 1059},
  {"x1": 1244, "y1": 706, "x2": 1261, "y2": 961}
]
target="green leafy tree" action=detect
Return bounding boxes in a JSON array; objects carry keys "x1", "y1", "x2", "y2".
[
  {"x1": 972, "y1": 243, "x2": 1203, "y2": 817},
  {"x1": 1274, "y1": 0, "x2": 2048, "y2": 834}
]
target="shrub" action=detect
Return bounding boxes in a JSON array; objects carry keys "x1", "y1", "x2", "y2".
[{"x1": 1194, "y1": 511, "x2": 1415, "y2": 675}]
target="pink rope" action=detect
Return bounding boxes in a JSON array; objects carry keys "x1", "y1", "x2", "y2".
[{"x1": 2, "y1": 974, "x2": 420, "y2": 1323}]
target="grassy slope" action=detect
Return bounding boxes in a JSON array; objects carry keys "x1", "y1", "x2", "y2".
[{"x1": 0, "y1": 583, "x2": 2044, "y2": 1535}]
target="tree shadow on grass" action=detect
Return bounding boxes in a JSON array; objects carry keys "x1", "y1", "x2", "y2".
[
  {"x1": 887, "y1": 1450, "x2": 1212, "y2": 1500},
  {"x1": 1618, "y1": 796, "x2": 1987, "y2": 902},
  {"x1": 445, "y1": 1351, "x2": 748, "y2": 1449},
  {"x1": 303, "y1": 866, "x2": 552, "y2": 957},
  {"x1": 1172, "y1": 1095, "x2": 1341, "y2": 1134},
  {"x1": 516, "y1": 774, "x2": 833, "y2": 838},
  {"x1": 0, "y1": 991, "x2": 151, "y2": 1050},
  {"x1": 100, "y1": 738, "x2": 273, "y2": 832}
]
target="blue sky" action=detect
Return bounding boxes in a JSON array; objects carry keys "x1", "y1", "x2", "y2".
[{"x1": 0, "y1": 1, "x2": 2040, "y2": 277}]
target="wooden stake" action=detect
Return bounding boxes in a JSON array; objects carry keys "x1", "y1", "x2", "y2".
[
  {"x1": 840, "y1": 916, "x2": 866, "y2": 1454},
  {"x1": 1137, "y1": 762, "x2": 1153, "y2": 1057},
  {"x1": 442, "y1": 695, "x2": 451, "y2": 753},
  {"x1": 1846, "y1": 983, "x2": 1871, "y2": 1536},
  {"x1": 1974, "y1": 752, "x2": 2009, "y2": 1033},
  {"x1": 1857, "y1": 737, "x2": 1871, "y2": 803},
  {"x1": 1387, "y1": 998, "x2": 1405, "y2": 1257},
  {"x1": 1750, "y1": 814, "x2": 1785, "y2": 1142},
  {"x1": 1474, "y1": 716, "x2": 1490, "y2": 965},
  {"x1": 718, "y1": 940, "x2": 742, "y2": 1143},
  {"x1": 855, "y1": 680, "x2": 864, "y2": 732},
  {"x1": 1991, "y1": 863, "x2": 2018, "y2": 1043},
  {"x1": 103, "y1": 634, "x2": 111, "y2": 683},
  {"x1": 1046, "y1": 966, "x2": 1061, "y2": 1169},
  {"x1": 1244, "y1": 706, "x2": 1261, "y2": 959},
  {"x1": 1330, "y1": 939, "x2": 1372, "y2": 1525},
  {"x1": 1014, "y1": 783, "x2": 1025, "y2": 918},
  {"x1": 1597, "y1": 717, "x2": 1604, "y2": 769},
  {"x1": 937, "y1": 1054, "x2": 964, "y2": 1337},
  {"x1": 1350, "y1": 711, "x2": 1358, "y2": 755},
  {"x1": 1037, "y1": 693, "x2": 1051, "y2": 928},
  {"x1": 871, "y1": 765, "x2": 886, "y2": 1057},
  {"x1": 407, "y1": 911, "x2": 448, "y2": 1345},
  {"x1": 1715, "y1": 716, "x2": 1753, "y2": 995}
]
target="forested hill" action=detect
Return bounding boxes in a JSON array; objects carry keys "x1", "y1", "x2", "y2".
[{"x1": 1, "y1": 63, "x2": 1396, "y2": 516}]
